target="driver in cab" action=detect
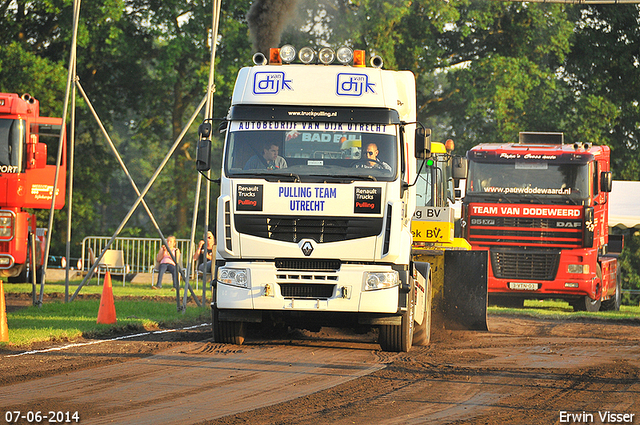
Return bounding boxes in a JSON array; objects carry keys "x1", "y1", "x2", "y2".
[
  {"x1": 244, "y1": 142, "x2": 287, "y2": 170},
  {"x1": 355, "y1": 142, "x2": 391, "y2": 171}
]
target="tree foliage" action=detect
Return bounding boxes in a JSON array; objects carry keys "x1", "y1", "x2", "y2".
[{"x1": 1, "y1": 1, "x2": 639, "y2": 292}]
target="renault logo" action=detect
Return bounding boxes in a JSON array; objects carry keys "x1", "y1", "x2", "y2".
[{"x1": 301, "y1": 241, "x2": 314, "y2": 256}]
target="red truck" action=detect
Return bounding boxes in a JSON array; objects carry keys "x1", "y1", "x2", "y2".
[
  {"x1": 0, "y1": 93, "x2": 66, "y2": 283},
  {"x1": 461, "y1": 132, "x2": 622, "y2": 312}
]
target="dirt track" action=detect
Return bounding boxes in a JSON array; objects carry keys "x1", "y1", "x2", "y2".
[{"x1": 1, "y1": 313, "x2": 639, "y2": 425}]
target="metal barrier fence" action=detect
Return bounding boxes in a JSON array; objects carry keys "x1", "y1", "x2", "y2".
[{"x1": 81, "y1": 236, "x2": 197, "y2": 276}]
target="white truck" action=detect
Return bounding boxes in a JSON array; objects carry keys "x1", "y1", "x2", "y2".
[{"x1": 197, "y1": 45, "x2": 486, "y2": 352}]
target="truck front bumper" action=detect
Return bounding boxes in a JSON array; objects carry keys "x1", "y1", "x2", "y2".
[{"x1": 215, "y1": 261, "x2": 402, "y2": 319}]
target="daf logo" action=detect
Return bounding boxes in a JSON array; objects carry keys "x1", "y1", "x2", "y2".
[
  {"x1": 557, "y1": 221, "x2": 581, "y2": 228},
  {"x1": 300, "y1": 241, "x2": 314, "y2": 256}
]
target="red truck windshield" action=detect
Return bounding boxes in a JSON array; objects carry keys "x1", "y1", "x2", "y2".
[
  {"x1": 467, "y1": 161, "x2": 589, "y2": 199},
  {"x1": 0, "y1": 118, "x2": 25, "y2": 173}
]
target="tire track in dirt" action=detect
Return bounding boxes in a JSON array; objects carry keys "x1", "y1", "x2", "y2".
[{"x1": 0, "y1": 340, "x2": 385, "y2": 425}]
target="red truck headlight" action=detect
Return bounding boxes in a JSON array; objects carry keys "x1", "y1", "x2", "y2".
[{"x1": 0, "y1": 211, "x2": 14, "y2": 240}]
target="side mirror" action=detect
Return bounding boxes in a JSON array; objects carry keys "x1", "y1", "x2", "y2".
[
  {"x1": 218, "y1": 120, "x2": 228, "y2": 133},
  {"x1": 196, "y1": 139, "x2": 212, "y2": 171},
  {"x1": 415, "y1": 127, "x2": 431, "y2": 159},
  {"x1": 600, "y1": 171, "x2": 612, "y2": 193},
  {"x1": 452, "y1": 156, "x2": 467, "y2": 180}
]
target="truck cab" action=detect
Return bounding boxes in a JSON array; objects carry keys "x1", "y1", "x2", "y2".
[
  {"x1": 462, "y1": 132, "x2": 621, "y2": 311},
  {"x1": 0, "y1": 93, "x2": 66, "y2": 280},
  {"x1": 205, "y1": 45, "x2": 432, "y2": 351}
]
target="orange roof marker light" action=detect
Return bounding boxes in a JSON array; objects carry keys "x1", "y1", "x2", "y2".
[
  {"x1": 269, "y1": 48, "x2": 282, "y2": 65},
  {"x1": 353, "y1": 50, "x2": 366, "y2": 67},
  {"x1": 445, "y1": 139, "x2": 455, "y2": 152}
]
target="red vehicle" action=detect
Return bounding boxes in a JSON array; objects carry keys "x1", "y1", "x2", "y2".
[
  {"x1": 0, "y1": 93, "x2": 66, "y2": 282},
  {"x1": 462, "y1": 132, "x2": 622, "y2": 312}
]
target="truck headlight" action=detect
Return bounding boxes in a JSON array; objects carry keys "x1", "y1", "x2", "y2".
[
  {"x1": 0, "y1": 211, "x2": 13, "y2": 239},
  {"x1": 363, "y1": 271, "x2": 399, "y2": 291},
  {"x1": 218, "y1": 268, "x2": 249, "y2": 289},
  {"x1": 567, "y1": 264, "x2": 589, "y2": 274}
]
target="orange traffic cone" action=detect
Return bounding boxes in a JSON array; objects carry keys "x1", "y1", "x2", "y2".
[
  {"x1": 97, "y1": 271, "x2": 117, "y2": 324},
  {"x1": 0, "y1": 279, "x2": 8, "y2": 342}
]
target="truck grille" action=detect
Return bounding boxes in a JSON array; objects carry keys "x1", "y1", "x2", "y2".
[
  {"x1": 468, "y1": 216, "x2": 583, "y2": 248},
  {"x1": 235, "y1": 215, "x2": 382, "y2": 243},
  {"x1": 275, "y1": 259, "x2": 341, "y2": 270},
  {"x1": 490, "y1": 249, "x2": 560, "y2": 280},
  {"x1": 279, "y1": 283, "x2": 336, "y2": 299}
]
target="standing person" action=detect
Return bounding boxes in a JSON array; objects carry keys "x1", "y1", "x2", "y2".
[
  {"x1": 153, "y1": 235, "x2": 180, "y2": 290},
  {"x1": 244, "y1": 142, "x2": 287, "y2": 170},
  {"x1": 194, "y1": 231, "x2": 216, "y2": 276}
]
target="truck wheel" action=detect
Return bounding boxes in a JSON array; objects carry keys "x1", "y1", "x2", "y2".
[
  {"x1": 601, "y1": 273, "x2": 621, "y2": 311},
  {"x1": 8, "y1": 266, "x2": 27, "y2": 283},
  {"x1": 571, "y1": 296, "x2": 601, "y2": 312},
  {"x1": 413, "y1": 276, "x2": 432, "y2": 346},
  {"x1": 379, "y1": 285, "x2": 415, "y2": 352},
  {"x1": 212, "y1": 305, "x2": 246, "y2": 345}
]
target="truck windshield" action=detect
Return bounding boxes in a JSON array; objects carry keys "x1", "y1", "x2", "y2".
[
  {"x1": 0, "y1": 118, "x2": 25, "y2": 172},
  {"x1": 416, "y1": 154, "x2": 454, "y2": 207},
  {"x1": 466, "y1": 161, "x2": 589, "y2": 199},
  {"x1": 224, "y1": 121, "x2": 398, "y2": 182}
]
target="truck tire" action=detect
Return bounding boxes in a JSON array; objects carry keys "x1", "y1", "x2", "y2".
[
  {"x1": 212, "y1": 306, "x2": 246, "y2": 345},
  {"x1": 379, "y1": 284, "x2": 415, "y2": 352},
  {"x1": 571, "y1": 296, "x2": 601, "y2": 312},
  {"x1": 601, "y1": 273, "x2": 621, "y2": 311},
  {"x1": 7, "y1": 266, "x2": 27, "y2": 283},
  {"x1": 412, "y1": 275, "x2": 432, "y2": 346}
]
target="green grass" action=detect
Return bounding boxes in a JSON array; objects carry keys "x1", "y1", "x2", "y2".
[
  {"x1": 1, "y1": 279, "x2": 211, "y2": 347},
  {"x1": 489, "y1": 298, "x2": 640, "y2": 321},
  {"x1": 2, "y1": 277, "x2": 204, "y2": 297}
]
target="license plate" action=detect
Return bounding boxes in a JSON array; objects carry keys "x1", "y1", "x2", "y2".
[{"x1": 509, "y1": 282, "x2": 539, "y2": 291}]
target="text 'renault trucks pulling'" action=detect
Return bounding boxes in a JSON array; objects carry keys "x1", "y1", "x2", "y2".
[
  {"x1": 197, "y1": 45, "x2": 487, "y2": 352},
  {"x1": 0, "y1": 93, "x2": 66, "y2": 283},
  {"x1": 462, "y1": 132, "x2": 623, "y2": 312}
]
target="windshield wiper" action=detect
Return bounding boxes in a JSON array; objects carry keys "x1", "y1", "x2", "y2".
[
  {"x1": 306, "y1": 173, "x2": 378, "y2": 182},
  {"x1": 233, "y1": 172, "x2": 301, "y2": 182}
]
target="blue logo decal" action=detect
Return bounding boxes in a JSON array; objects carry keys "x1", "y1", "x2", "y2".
[
  {"x1": 253, "y1": 72, "x2": 293, "y2": 95},
  {"x1": 336, "y1": 73, "x2": 376, "y2": 97}
]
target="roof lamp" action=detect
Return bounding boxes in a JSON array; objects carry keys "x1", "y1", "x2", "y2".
[
  {"x1": 298, "y1": 47, "x2": 316, "y2": 64},
  {"x1": 445, "y1": 139, "x2": 455, "y2": 151},
  {"x1": 318, "y1": 47, "x2": 335, "y2": 65},
  {"x1": 336, "y1": 46, "x2": 353, "y2": 64},
  {"x1": 280, "y1": 45, "x2": 296, "y2": 63},
  {"x1": 353, "y1": 50, "x2": 366, "y2": 67},
  {"x1": 269, "y1": 48, "x2": 282, "y2": 64}
]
